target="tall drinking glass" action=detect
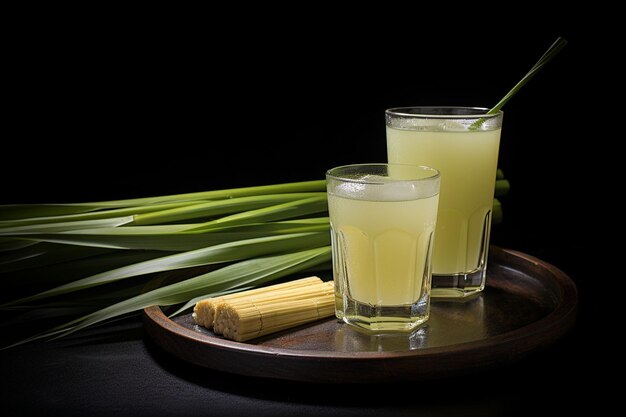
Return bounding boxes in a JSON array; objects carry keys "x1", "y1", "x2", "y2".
[{"x1": 386, "y1": 107, "x2": 503, "y2": 298}]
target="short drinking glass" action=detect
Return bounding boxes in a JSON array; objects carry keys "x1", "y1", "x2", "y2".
[{"x1": 326, "y1": 163, "x2": 440, "y2": 333}]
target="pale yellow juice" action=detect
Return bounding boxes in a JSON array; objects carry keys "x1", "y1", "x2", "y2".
[
  {"x1": 328, "y1": 191, "x2": 438, "y2": 306},
  {"x1": 386, "y1": 127, "x2": 501, "y2": 275}
]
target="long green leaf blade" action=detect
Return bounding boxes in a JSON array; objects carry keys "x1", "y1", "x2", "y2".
[
  {"x1": 0, "y1": 201, "x2": 201, "y2": 228},
  {"x1": 0, "y1": 204, "x2": 105, "y2": 221},
  {"x1": 11, "y1": 218, "x2": 330, "y2": 251},
  {"x1": 188, "y1": 196, "x2": 328, "y2": 232},
  {"x1": 2, "y1": 232, "x2": 330, "y2": 306},
  {"x1": 487, "y1": 37, "x2": 567, "y2": 115},
  {"x1": 0, "y1": 243, "x2": 113, "y2": 274},
  {"x1": 0, "y1": 239, "x2": 39, "y2": 252},
  {"x1": 0, "y1": 216, "x2": 134, "y2": 235},
  {"x1": 82, "y1": 180, "x2": 328, "y2": 208},
  {"x1": 2, "y1": 250, "x2": 170, "y2": 291},
  {"x1": 5, "y1": 246, "x2": 331, "y2": 347},
  {"x1": 0, "y1": 180, "x2": 327, "y2": 221},
  {"x1": 133, "y1": 193, "x2": 326, "y2": 225}
]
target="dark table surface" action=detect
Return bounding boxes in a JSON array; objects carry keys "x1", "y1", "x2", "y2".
[
  {"x1": 0, "y1": 314, "x2": 586, "y2": 417},
  {"x1": 1, "y1": 233, "x2": 596, "y2": 417}
]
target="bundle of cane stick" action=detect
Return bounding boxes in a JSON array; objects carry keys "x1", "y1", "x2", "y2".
[{"x1": 193, "y1": 276, "x2": 334, "y2": 342}]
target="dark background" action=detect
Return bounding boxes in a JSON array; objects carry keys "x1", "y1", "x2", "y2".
[
  {"x1": 1, "y1": 15, "x2": 608, "y2": 416},
  {"x1": 2, "y1": 23, "x2": 596, "y2": 305},
  {"x1": 3, "y1": 26, "x2": 589, "y2": 203}
]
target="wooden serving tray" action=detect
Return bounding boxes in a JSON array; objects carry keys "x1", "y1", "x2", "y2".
[{"x1": 143, "y1": 247, "x2": 577, "y2": 383}]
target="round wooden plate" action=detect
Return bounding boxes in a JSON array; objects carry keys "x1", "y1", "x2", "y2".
[{"x1": 143, "y1": 247, "x2": 578, "y2": 383}]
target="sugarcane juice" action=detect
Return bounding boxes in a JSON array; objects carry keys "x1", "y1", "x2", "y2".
[
  {"x1": 386, "y1": 127, "x2": 501, "y2": 274},
  {"x1": 328, "y1": 190, "x2": 438, "y2": 306}
]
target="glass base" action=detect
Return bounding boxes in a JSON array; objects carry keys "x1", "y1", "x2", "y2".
[
  {"x1": 430, "y1": 267, "x2": 486, "y2": 298},
  {"x1": 341, "y1": 296, "x2": 429, "y2": 333}
]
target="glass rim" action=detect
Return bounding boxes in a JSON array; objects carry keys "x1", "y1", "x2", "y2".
[
  {"x1": 326, "y1": 163, "x2": 440, "y2": 184},
  {"x1": 385, "y1": 106, "x2": 503, "y2": 119}
]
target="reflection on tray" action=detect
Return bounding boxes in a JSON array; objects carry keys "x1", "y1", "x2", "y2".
[{"x1": 335, "y1": 324, "x2": 429, "y2": 352}]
